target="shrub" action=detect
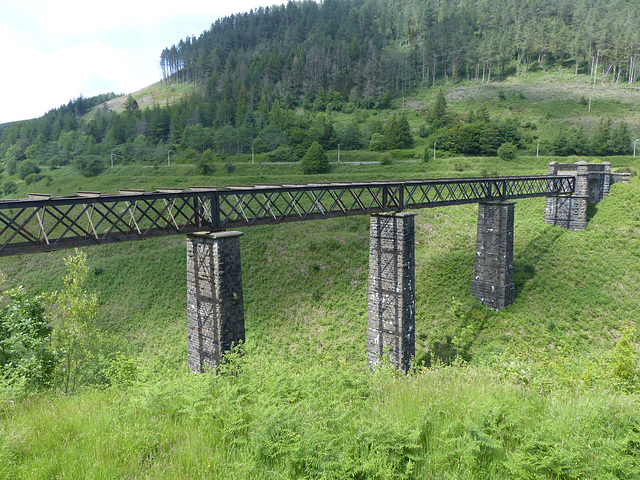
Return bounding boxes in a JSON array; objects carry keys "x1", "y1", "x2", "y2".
[
  {"x1": 379, "y1": 153, "x2": 393, "y2": 166},
  {"x1": 17, "y1": 160, "x2": 40, "y2": 180},
  {"x1": 73, "y1": 155, "x2": 105, "y2": 177},
  {"x1": 612, "y1": 326, "x2": 637, "y2": 389},
  {"x1": 196, "y1": 157, "x2": 213, "y2": 175},
  {"x1": 2, "y1": 180, "x2": 17, "y2": 196},
  {"x1": 301, "y1": 142, "x2": 329, "y2": 174},
  {"x1": 24, "y1": 173, "x2": 52, "y2": 186},
  {"x1": 0, "y1": 287, "x2": 55, "y2": 391},
  {"x1": 497, "y1": 142, "x2": 518, "y2": 161},
  {"x1": 268, "y1": 146, "x2": 298, "y2": 163},
  {"x1": 369, "y1": 133, "x2": 387, "y2": 152},
  {"x1": 617, "y1": 167, "x2": 637, "y2": 177},
  {"x1": 389, "y1": 149, "x2": 417, "y2": 160}
]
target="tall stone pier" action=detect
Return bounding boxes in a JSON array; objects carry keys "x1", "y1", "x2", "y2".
[
  {"x1": 471, "y1": 202, "x2": 515, "y2": 310},
  {"x1": 187, "y1": 231, "x2": 245, "y2": 373},
  {"x1": 367, "y1": 212, "x2": 416, "y2": 372}
]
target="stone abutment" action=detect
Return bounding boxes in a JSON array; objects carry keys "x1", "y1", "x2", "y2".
[{"x1": 545, "y1": 161, "x2": 630, "y2": 231}]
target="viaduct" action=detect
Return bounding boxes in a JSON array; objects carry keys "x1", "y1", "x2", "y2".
[{"x1": 0, "y1": 162, "x2": 629, "y2": 372}]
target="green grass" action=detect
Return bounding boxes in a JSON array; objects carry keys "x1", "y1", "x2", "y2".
[{"x1": 2, "y1": 158, "x2": 640, "y2": 478}]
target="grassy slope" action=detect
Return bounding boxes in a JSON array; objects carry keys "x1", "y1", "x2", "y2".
[
  {"x1": 2, "y1": 156, "x2": 640, "y2": 477},
  {"x1": 3, "y1": 67, "x2": 640, "y2": 476}
]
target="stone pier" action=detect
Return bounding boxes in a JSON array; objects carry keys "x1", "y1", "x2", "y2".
[
  {"x1": 187, "y1": 231, "x2": 245, "y2": 373},
  {"x1": 367, "y1": 212, "x2": 416, "y2": 371},
  {"x1": 471, "y1": 202, "x2": 515, "y2": 310}
]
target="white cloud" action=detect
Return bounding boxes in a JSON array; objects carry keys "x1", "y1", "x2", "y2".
[{"x1": 0, "y1": 0, "x2": 284, "y2": 124}]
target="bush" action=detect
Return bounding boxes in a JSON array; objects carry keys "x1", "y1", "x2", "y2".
[
  {"x1": 2, "y1": 180, "x2": 17, "y2": 196},
  {"x1": 389, "y1": 149, "x2": 417, "y2": 160},
  {"x1": 24, "y1": 173, "x2": 52, "y2": 186},
  {"x1": 17, "y1": 160, "x2": 40, "y2": 180},
  {"x1": 301, "y1": 142, "x2": 329, "y2": 174},
  {"x1": 369, "y1": 133, "x2": 387, "y2": 152},
  {"x1": 73, "y1": 155, "x2": 106, "y2": 177},
  {"x1": 0, "y1": 287, "x2": 55, "y2": 391},
  {"x1": 268, "y1": 146, "x2": 298, "y2": 163},
  {"x1": 196, "y1": 157, "x2": 213, "y2": 175},
  {"x1": 497, "y1": 142, "x2": 518, "y2": 161},
  {"x1": 617, "y1": 167, "x2": 637, "y2": 177},
  {"x1": 380, "y1": 153, "x2": 393, "y2": 166}
]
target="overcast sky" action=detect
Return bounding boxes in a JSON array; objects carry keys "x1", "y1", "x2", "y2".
[{"x1": 0, "y1": 0, "x2": 283, "y2": 125}]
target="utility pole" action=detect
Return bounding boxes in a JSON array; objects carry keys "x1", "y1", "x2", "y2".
[
  {"x1": 111, "y1": 152, "x2": 114, "y2": 168},
  {"x1": 168, "y1": 150, "x2": 172, "y2": 167},
  {"x1": 251, "y1": 146, "x2": 255, "y2": 164},
  {"x1": 634, "y1": 139, "x2": 639, "y2": 157},
  {"x1": 433, "y1": 142, "x2": 436, "y2": 160},
  {"x1": 537, "y1": 140, "x2": 540, "y2": 158},
  {"x1": 338, "y1": 144, "x2": 340, "y2": 163}
]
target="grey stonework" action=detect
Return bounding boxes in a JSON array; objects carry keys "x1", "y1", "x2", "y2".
[
  {"x1": 545, "y1": 161, "x2": 628, "y2": 231},
  {"x1": 187, "y1": 231, "x2": 245, "y2": 373},
  {"x1": 367, "y1": 212, "x2": 416, "y2": 372},
  {"x1": 471, "y1": 202, "x2": 515, "y2": 310},
  {"x1": 544, "y1": 194, "x2": 588, "y2": 231}
]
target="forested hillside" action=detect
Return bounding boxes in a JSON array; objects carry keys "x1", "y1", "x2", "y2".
[
  {"x1": 1, "y1": 0, "x2": 640, "y2": 184},
  {"x1": 161, "y1": 0, "x2": 640, "y2": 98}
]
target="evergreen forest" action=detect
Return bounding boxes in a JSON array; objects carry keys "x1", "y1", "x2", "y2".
[{"x1": 1, "y1": 0, "x2": 640, "y2": 180}]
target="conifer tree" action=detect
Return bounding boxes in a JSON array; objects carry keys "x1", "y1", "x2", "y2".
[
  {"x1": 428, "y1": 90, "x2": 448, "y2": 125},
  {"x1": 123, "y1": 95, "x2": 139, "y2": 116},
  {"x1": 301, "y1": 141, "x2": 329, "y2": 174},
  {"x1": 386, "y1": 114, "x2": 413, "y2": 149}
]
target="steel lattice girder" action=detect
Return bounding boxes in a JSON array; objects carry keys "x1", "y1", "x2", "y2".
[{"x1": 0, "y1": 176, "x2": 574, "y2": 256}]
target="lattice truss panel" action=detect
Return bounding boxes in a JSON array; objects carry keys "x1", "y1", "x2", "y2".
[
  {"x1": 0, "y1": 190, "x2": 215, "y2": 256},
  {"x1": 219, "y1": 177, "x2": 574, "y2": 227},
  {"x1": 0, "y1": 176, "x2": 573, "y2": 256}
]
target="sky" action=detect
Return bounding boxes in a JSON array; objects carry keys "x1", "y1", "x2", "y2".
[{"x1": 0, "y1": 0, "x2": 282, "y2": 125}]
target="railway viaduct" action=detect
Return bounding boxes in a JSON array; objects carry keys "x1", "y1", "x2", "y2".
[{"x1": 0, "y1": 162, "x2": 628, "y2": 372}]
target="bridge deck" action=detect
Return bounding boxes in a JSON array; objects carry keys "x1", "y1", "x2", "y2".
[{"x1": 0, "y1": 176, "x2": 574, "y2": 256}]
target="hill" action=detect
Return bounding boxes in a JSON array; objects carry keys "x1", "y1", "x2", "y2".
[{"x1": 2, "y1": 0, "x2": 640, "y2": 175}]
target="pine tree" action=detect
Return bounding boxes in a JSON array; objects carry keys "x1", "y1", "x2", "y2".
[
  {"x1": 301, "y1": 141, "x2": 329, "y2": 174},
  {"x1": 386, "y1": 114, "x2": 413, "y2": 149},
  {"x1": 610, "y1": 121, "x2": 631, "y2": 155},
  {"x1": 123, "y1": 95, "x2": 139, "y2": 116},
  {"x1": 428, "y1": 89, "x2": 448, "y2": 125}
]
